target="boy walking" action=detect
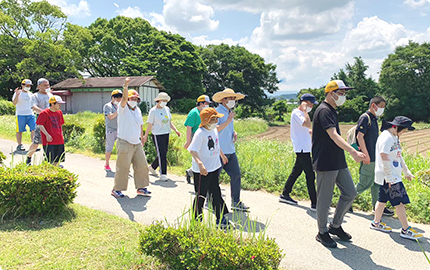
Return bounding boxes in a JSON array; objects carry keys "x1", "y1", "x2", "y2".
[{"x1": 103, "y1": 89, "x2": 123, "y2": 171}]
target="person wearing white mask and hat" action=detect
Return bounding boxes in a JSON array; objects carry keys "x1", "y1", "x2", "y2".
[{"x1": 143, "y1": 92, "x2": 181, "y2": 181}]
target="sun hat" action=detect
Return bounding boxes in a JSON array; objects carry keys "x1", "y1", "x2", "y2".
[
  {"x1": 199, "y1": 108, "x2": 224, "y2": 127},
  {"x1": 212, "y1": 88, "x2": 246, "y2": 103},
  {"x1": 128, "y1": 90, "x2": 141, "y2": 101},
  {"x1": 49, "y1": 95, "x2": 65, "y2": 104},
  {"x1": 37, "y1": 78, "x2": 49, "y2": 86},
  {"x1": 111, "y1": 89, "x2": 123, "y2": 96},
  {"x1": 21, "y1": 79, "x2": 32, "y2": 85},
  {"x1": 300, "y1": 93, "x2": 318, "y2": 104},
  {"x1": 154, "y1": 92, "x2": 171, "y2": 102},
  {"x1": 325, "y1": 80, "x2": 354, "y2": 93},
  {"x1": 387, "y1": 116, "x2": 415, "y2": 131},
  {"x1": 197, "y1": 95, "x2": 212, "y2": 103}
]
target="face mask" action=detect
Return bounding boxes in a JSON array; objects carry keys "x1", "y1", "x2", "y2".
[
  {"x1": 202, "y1": 105, "x2": 209, "y2": 110},
  {"x1": 45, "y1": 87, "x2": 51, "y2": 93},
  {"x1": 374, "y1": 106, "x2": 384, "y2": 116},
  {"x1": 23, "y1": 87, "x2": 30, "y2": 91},
  {"x1": 113, "y1": 100, "x2": 119, "y2": 105},
  {"x1": 332, "y1": 92, "x2": 346, "y2": 106},
  {"x1": 159, "y1": 101, "x2": 167, "y2": 108},
  {"x1": 227, "y1": 100, "x2": 235, "y2": 109},
  {"x1": 306, "y1": 107, "x2": 312, "y2": 113},
  {"x1": 128, "y1": 101, "x2": 137, "y2": 108},
  {"x1": 207, "y1": 123, "x2": 217, "y2": 130}
]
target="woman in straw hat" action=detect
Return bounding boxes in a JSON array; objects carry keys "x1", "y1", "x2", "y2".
[{"x1": 143, "y1": 92, "x2": 181, "y2": 181}]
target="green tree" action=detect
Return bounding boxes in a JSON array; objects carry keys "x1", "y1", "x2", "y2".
[
  {"x1": 379, "y1": 41, "x2": 430, "y2": 122},
  {"x1": 272, "y1": 100, "x2": 288, "y2": 121},
  {"x1": 198, "y1": 44, "x2": 279, "y2": 111}
]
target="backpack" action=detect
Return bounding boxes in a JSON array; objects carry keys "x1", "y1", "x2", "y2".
[{"x1": 346, "y1": 113, "x2": 371, "y2": 151}]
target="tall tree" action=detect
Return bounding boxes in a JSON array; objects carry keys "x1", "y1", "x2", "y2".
[
  {"x1": 379, "y1": 41, "x2": 430, "y2": 122},
  {"x1": 198, "y1": 44, "x2": 279, "y2": 110}
]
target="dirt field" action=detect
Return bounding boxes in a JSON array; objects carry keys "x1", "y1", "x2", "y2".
[{"x1": 255, "y1": 124, "x2": 430, "y2": 156}]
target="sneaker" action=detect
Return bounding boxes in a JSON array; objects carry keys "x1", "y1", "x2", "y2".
[
  {"x1": 186, "y1": 169, "x2": 193, "y2": 184},
  {"x1": 316, "y1": 232, "x2": 337, "y2": 248},
  {"x1": 231, "y1": 201, "x2": 250, "y2": 211},
  {"x1": 111, "y1": 190, "x2": 124, "y2": 198},
  {"x1": 310, "y1": 204, "x2": 317, "y2": 212},
  {"x1": 370, "y1": 221, "x2": 392, "y2": 232},
  {"x1": 328, "y1": 225, "x2": 352, "y2": 241},
  {"x1": 137, "y1": 188, "x2": 152, "y2": 197},
  {"x1": 279, "y1": 194, "x2": 298, "y2": 205},
  {"x1": 16, "y1": 144, "x2": 25, "y2": 152},
  {"x1": 159, "y1": 174, "x2": 168, "y2": 181},
  {"x1": 26, "y1": 157, "x2": 32, "y2": 165},
  {"x1": 216, "y1": 216, "x2": 230, "y2": 229},
  {"x1": 400, "y1": 226, "x2": 423, "y2": 240},
  {"x1": 347, "y1": 207, "x2": 353, "y2": 213},
  {"x1": 383, "y1": 207, "x2": 394, "y2": 216},
  {"x1": 104, "y1": 165, "x2": 112, "y2": 171},
  {"x1": 148, "y1": 165, "x2": 158, "y2": 176}
]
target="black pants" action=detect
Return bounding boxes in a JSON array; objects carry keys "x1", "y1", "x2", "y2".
[
  {"x1": 151, "y1": 134, "x2": 169, "y2": 175},
  {"x1": 282, "y1": 152, "x2": 317, "y2": 205},
  {"x1": 193, "y1": 168, "x2": 229, "y2": 220}
]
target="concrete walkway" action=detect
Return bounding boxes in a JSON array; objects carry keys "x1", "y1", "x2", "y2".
[{"x1": 1, "y1": 138, "x2": 430, "y2": 270}]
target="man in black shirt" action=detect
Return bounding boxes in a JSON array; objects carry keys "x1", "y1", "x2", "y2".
[{"x1": 312, "y1": 80, "x2": 365, "y2": 248}]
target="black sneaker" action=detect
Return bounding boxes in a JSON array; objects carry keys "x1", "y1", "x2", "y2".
[
  {"x1": 328, "y1": 225, "x2": 352, "y2": 241},
  {"x1": 26, "y1": 156, "x2": 31, "y2": 165},
  {"x1": 279, "y1": 194, "x2": 298, "y2": 205},
  {"x1": 383, "y1": 207, "x2": 394, "y2": 216},
  {"x1": 347, "y1": 207, "x2": 353, "y2": 213},
  {"x1": 186, "y1": 169, "x2": 193, "y2": 184},
  {"x1": 316, "y1": 232, "x2": 337, "y2": 248},
  {"x1": 310, "y1": 204, "x2": 317, "y2": 212},
  {"x1": 16, "y1": 144, "x2": 25, "y2": 152}
]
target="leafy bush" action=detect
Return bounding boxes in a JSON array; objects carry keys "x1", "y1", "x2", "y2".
[
  {"x1": 0, "y1": 163, "x2": 79, "y2": 218},
  {"x1": 92, "y1": 116, "x2": 106, "y2": 153},
  {"x1": 169, "y1": 98, "x2": 196, "y2": 113},
  {"x1": 0, "y1": 150, "x2": 5, "y2": 165},
  {"x1": 0, "y1": 98, "x2": 15, "y2": 115},
  {"x1": 140, "y1": 221, "x2": 283, "y2": 270},
  {"x1": 139, "y1": 101, "x2": 150, "y2": 114},
  {"x1": 62, "y1": 123, "x2": 85, "y2": 143}
]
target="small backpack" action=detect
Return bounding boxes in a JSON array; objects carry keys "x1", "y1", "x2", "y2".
[{"x1": 346, "y1": 113, "x2": 371, "y2": 151}]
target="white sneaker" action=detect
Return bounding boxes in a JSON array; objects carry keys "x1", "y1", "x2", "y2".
[
  {"x1": 148, "y1": 165, "x2": 158, "y2": 176},
  {"x1": 400, "y1": 226, "x2": 423, "y2": 240},
  {"x1": 160, "y1": 174, "x2": 168, "y2": 181}
]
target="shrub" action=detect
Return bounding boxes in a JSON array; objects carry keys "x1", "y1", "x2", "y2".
[
  {"x1": 0, "y1": 163, "x2": 79, "y2": 218},
  {"x1": 62, "y1": 123, "x2": 85, "y2": 143},
  {"x1": 0, "y1": 98, "x2": 15, "y2": 115},
  {"x1": 0, "y1": 150, "x2": 5, "y2": 165},
  {"x1": 139, "y1": 101, "x2": 150, "y2": 114},
  {"x1": 140, "y1": 221, "x2": 283, "y2": 270},
  {"x1": 92, "y1": 116, "x2": 106, "y2": 153},
  {"x1": 169, "y1": 98, "x2": 196, "y2": 113}
]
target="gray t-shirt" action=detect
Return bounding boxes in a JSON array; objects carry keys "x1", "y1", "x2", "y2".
[
  {"x1": 104, "y1": 101, "x2": 118, "y2": 132},
  {"x1": 32, "y1": 92, "x2": 52, "y2": 112}
]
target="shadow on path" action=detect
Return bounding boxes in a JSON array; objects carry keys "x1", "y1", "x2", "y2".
[
  {"x1": 114, "y1": 196, "x2": 151, "y2": 222},
  {"x1": 225, "y1": 211, "x2": 266, "y2": 233},
  {"x1": 151, "y1": 179, "x2": 178, "y2": 188}
]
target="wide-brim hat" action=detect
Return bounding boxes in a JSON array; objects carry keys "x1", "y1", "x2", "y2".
[
  {"x1": 154, "y1": 92, "x2": 171, "y2": 102},
  {"x1": 325, "y1": 80, "x2": 354, "y2": 93},
  {"x1": 212, "y1": 88, "x2": 245, "y2": 103},
  {"x1": 388, "y1": 116, "x2": 415, "y2": 131},
  {"x1": 199, "y1": 108, "x2": 224, "y2": 127}
]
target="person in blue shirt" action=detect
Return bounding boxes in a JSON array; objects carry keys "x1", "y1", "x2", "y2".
[{"x1": 212, "y1": 88, "x2": 249, "y2": 211}]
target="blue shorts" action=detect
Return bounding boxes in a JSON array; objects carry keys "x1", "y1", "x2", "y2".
[
  {"x1": 378, "y1": 181, "x2": 410, "y2": 206},
  {"x1": 16, "y1": 115, "x2": 36, "y2": 133}
]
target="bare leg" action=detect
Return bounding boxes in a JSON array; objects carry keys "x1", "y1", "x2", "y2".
[
  {"x1": 16, "y1": 132, "x2": 22, "y2": 145},
  {"x1": 395, "y1": 203, "x2": 409, "y2": 230},
  {"x1": 105, "y1": 152, "x2": 111, "y2": 167},
  {"x1": 27, "y1": 143, "x2": 38, "y2": 157},
  {"x1": 30, "y1": 130, "x2": 35, "y2": 141},
  {"x1": 373, "y1": 201, "x2": 386, "y2": 223}
]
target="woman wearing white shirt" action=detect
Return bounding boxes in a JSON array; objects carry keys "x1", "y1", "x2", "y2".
[{"x1": 143, "y1": 92, "x2": 180, "y2": 181}]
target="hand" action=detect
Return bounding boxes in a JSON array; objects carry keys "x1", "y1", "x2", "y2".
[
  {"x1": 405, "y1": 173, "x2": 415, "y2": 181},
  {"x1": 184, "y1": 141, "x2": 190, "y2": 149},
  {"x1": 233, "y1": 131, "x2": 237, "y2": 143},
  {"x1": 46, "y1": 134, "x2": 53, "y2": 142},
  {"x1": 221, "y1": 154, "x2": 228, "y2": 165},
  {"x1": 299, "y1": 102, "x2": 308, "y2": 112},
  {"x1": 198, "y1": 162, "x2": 208, "y2": 176},
  {"x1": 309, "y1": 129, "x2": 313, "y2": 135},
  {"x1": 363, "y1": 155, "x2": 371, "y2": 165},
  {"x1": 176, "y1": 130, "x2": 181, "y2": 137},
  {"x1": 124, "y1": 77, "x2": 131, "y2": 87},
  {"x1": 351, "y1": 150, "x2": 366, "y2": 163},
  {"x1": 14, "y1": 87, "x2": 21, "y2": 95},
  {"x1": 142, "y1": 135, "x2": 147, "y2": 145},
  {"x1": 227, "y1": 111, "x2": 236, "y2": 122}
]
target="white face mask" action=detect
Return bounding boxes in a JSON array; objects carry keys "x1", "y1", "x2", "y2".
[
  {"x1": 23, "y1": 87, "x2": 30, "y2": 92},
  {"x1": 159, "y1": 101, "x2": 167, "y2": 108},
  {"x1": 128, "y1": 100, "x2": 137, "y2": 108},
  {"x1": 113, "y1": 100, "x2": 119, "y2": 105},
  {"x1": 202, "y1": 105, "x2": 209, "y2": 110},
  {"x1": 226, "y1": 100, "x2": 235, "y2": 109},
  {"x1": 332, "y1": 92, "x2": 346, "y2": 106},
  {"x1": 374, "y1": 106, "x2": 384, "y2": 116},
  {"x1": 306, "y1": 107, "x2": 312, "y2": 113},
  {"x1": 207, "y1": 123, "x2": 217, "y2": 130}
]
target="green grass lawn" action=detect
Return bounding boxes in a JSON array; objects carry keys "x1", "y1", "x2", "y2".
[{"x1": 0, "y1": 204, "x2": 166, "y2": 270}]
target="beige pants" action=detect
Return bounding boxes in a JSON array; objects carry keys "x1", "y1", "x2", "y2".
[{"x1": 113, "y1": 138, "x2": 150, "y2": 191}]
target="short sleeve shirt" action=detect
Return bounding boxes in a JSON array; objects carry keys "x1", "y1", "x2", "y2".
[
  {"x1": 147, "y1": 106, "x2": 171, "y2": 135},
  {"x1": 117, "y1": 105, "x2": 143, "y2": 145},
  {"x1": 290, "y1": 108, "x2": 312, "y2": 153},
  {"x1": 216, "y1": 105, "x2": 235, "y2": 154},
  {"x1": 374, "y1": 130, "x2": 403, "y2": 185},
  {"x1": 184, "y1": 107, "x2": 201, "y2": 134},
  {"x1": 13, "y1": 91, "x2": 33, "y2": 115},
  {"x1": 356, "y1": 111, "x2": 379, "y2": 162},
  {"x1": 32, "y1": 92, "x2": 52, "y2": 113},
  {"x1": 104, "y1": 102, "x2": 118, "y2": 132},
  {"x1": 188, "y1": 127, "x2": 222, "y2": 173},
  {"x1": 36, "y1": 108, "x2": 65, "y2": 145},
  {"x1": 312, "y1": 101, "x2": 347, "y2": 171}
]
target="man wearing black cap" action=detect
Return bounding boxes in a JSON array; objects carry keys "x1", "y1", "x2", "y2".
[{"x1": 279, "y1": 93, "x2": 317, "y2": 211}]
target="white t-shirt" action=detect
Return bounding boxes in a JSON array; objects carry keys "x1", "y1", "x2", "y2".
[
  {"x1": 12, "y1": 91, "x2": 33, "y2": 115},
  {"x1": 188, "y1": 127, "x2": 222, "y2": 174},
  {"x1": 374, "y1": 130, "x2": 403, "y2": 185},
  {"x1": 290, "y1": 108, "x2": 311, "y2": 153},
  {"x1": 147, "y1": 106, "x2": 171, "y2": 135},
  {"x1": 117, "y1": 104, "x2": 143, "y2": 145}
]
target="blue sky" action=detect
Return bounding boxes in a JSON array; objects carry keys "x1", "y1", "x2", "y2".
[{"x1": 49, "y1": 0, "x2": 430, "y2": 93}]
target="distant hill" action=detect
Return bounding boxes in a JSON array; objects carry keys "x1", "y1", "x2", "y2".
[{"x1": 266, "y1": 90, "x2": 298, "y2": 100}]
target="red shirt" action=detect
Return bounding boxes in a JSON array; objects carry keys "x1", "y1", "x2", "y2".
[{"x1": 36, "y1": 108, "x2": 65, "y2": 145}]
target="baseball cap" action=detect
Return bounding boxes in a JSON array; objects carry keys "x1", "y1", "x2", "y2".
[
  {"x1": 300, "y1": 93, "x2": 318, "y2": 104},
  {"x1": 21, "y1": 79, "x2": 33, "y2": 85},
  {"x1": 197, "y1": 95, "x2": 212, "y2": 103},
  {"x1": 388, "y1": 116, "x2": 415, "y2": 131},
  {"x1": 111, "y1": 89, "x2": 123, "y2": 96},
  {"x1": 37, "y1": 78, "x2": 49, "y2": 86},
  {"x1": 199, "y1": 108, "x2": 224, "y2": 127},
  {"x1": 49, "y1": 95, "x2": 66, "y2": 104},
  {"x1": 325, "y1": 80, "x2": 354, "y2": 93},
  {"x1": 128, "y1": 90, "x2": 141, "y2": 101}
]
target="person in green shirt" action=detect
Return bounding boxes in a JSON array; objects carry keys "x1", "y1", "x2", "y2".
[{"x1": 184, "y1": 95, "x2": 212, "y2": 183}]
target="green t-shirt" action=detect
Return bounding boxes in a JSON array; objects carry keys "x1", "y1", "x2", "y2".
[{"x1": 184, "y1": 107, "x2": 201, "y2": 133}]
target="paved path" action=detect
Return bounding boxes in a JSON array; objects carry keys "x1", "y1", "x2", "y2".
[{"x1": 1, "y1": 138, "x2": 430, "y2": 270}]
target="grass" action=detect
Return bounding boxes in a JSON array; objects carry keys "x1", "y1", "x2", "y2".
[{"x1": 0, "y1": 204, "x2": 166, "y2": 270}]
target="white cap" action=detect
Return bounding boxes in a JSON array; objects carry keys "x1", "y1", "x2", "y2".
[{"x1": 49, "y1": 95, "x2": 65, "y2": 104}]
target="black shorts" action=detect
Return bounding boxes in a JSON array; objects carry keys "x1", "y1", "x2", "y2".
[
  {"x1": 378, "y1": 181, "x2": 410, "y2": 206},
  {"x1": 43, "y1": 144, "x2": 65, "y2": 163}
]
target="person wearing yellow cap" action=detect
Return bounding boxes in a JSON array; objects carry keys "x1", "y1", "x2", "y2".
[
  {"x1": 212, "y1": 88, "x2": 249, "y2": 212},
  {"x1": 12, "y1": 79, "x2": 36, "y2": 153},
  {"x1": 188, "y1": 108, "x2": 230, "y2": 228},
  {"x1": 183, "y1": 94, "x2": 212, "y2": 183},
  {"x1": 111, "y1": 77, "x2": 151, "y2": 198},
  {"x1": 312, "y1": 80, "x2": 366, "y2": 248},
  {"x1": 103, "y1": 89, "x2": 123, "y2": 172}
]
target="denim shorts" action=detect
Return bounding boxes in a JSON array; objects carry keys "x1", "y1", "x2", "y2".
[
  {"x1": 377, "y1": 181, "x2": 410, "y2": 206},
  {"x1": 16, "y1": 115, "x2": 36, "y2": 132}
]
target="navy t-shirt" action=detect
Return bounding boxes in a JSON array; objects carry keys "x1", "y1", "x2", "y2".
[
  {"x1": 312, "y1": 101, "x2": 347, "y2": 171},
  {"x1": 356, "y1": 111, "x2": 379, "y2": 162}
]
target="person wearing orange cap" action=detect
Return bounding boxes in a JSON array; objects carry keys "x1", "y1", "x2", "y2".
[
  {"x1": 183, "y1": 94, "x2": 212, "y2": 183},
  {"x1": 188, "y1": 108, "x2": 230, "y2": 228},
  {"x1": 111, "y1": 77, "x2": 151, "y2": 198},
  {"x1": 103, "y1": 89, "x2": 123, "y2": 172},
  {"x1": 312, "y1": 80, "x2": 365, "y2": 248}
]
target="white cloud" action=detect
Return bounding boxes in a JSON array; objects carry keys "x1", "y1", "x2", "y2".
[
  {"x1": 404, "y1": 0, "x2": 430, "y2": 9},
  {"x1": 191, "y1": 35, "x2": 239, "y2": 46},
  {"x1": 117, "y1": 6, "x2": 144, "y2": 19},
  {"x1": 46, "y1": 0, "x2": 91, "y2": 17}
]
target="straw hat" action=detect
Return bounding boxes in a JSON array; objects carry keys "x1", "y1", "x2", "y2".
[
  {"x1": 212, "y1": 88, "x2": 245, "y2": 103},
  {"x1": 154, "y1": 92, "x2": 171, "y2": 102},
  {"x1": 199, "y1": 108, "x2": 224, "y2": 127}
]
